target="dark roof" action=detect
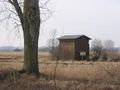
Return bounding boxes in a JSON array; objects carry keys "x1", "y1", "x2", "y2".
[{"x1": 58, "y1": 35, "x2": 91, "y2": 40}]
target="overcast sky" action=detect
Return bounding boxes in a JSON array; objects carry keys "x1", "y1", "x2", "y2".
[{"x1": 0, "y1": 0, "x2": 120, "y2": 47}]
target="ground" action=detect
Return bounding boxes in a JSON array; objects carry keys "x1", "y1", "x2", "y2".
[{"x1": 0, "y1": 52, "x2": 120, "y2": 90}]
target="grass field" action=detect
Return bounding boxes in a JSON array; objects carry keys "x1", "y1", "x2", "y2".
[{"x1": 0, "y1": 51, "x2": 120, "y2": 90}]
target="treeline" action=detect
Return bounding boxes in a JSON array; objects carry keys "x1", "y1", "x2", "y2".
[{"x1": 90, "y1": 39, "x2": 120, "y2": 61}]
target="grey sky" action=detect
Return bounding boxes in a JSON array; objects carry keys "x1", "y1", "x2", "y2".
[{"x1": 0, "y1": 0, "x2": 120, "y2": 47}]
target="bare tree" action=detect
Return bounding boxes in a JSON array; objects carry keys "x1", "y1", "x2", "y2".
[
  {"x1": 101, "y1": 40, "x2": 115, "y2": 61},
  {"x1": 0, "y1": 0, "x2": 52, "y2": 77},
  {"x1": 47, "y1": 29, "x2": 59, "y2": 60},
  {"x1": 104, "y1": 40, "x2": 115, "y2": 51},
  {"x1": 91, "y1": 39, "x2": 103, "y2": 60},
  {"x1": 102, "y1": 40, "x2": 120, "y2": 61}
]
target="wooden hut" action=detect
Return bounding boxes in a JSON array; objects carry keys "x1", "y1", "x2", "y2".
[{"x1": 58, "y1": 35, "x2": 91, "y2": 60}]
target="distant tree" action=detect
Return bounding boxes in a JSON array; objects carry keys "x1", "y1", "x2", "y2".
[
  {"x1": 104, "y1": 40, "x2": 115, "y2": 51},
  {"x1": 102, "y1": 40, "x2": 118, "y2": 61},
  {"x1": 47, "y1": 29, "x2": 59, "y2": 60},
  {"x1": 14, "y1": 48, "x2": 21, "y2": 51},
  {"x1": 91, "y1": 39, "x2": 103, "y2": 60}
]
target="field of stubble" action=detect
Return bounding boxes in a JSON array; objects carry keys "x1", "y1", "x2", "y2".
[{"x1": 0, "y1": 51, "x2": 120, "y2": 90}]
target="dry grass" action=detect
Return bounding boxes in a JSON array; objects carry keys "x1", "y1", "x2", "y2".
[{"x1": 0, "y1": 52, "x2": 120, "y2": 90}]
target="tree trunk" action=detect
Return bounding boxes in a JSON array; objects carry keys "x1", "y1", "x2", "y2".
[
  {"x1": 23, "y1": 0, "x2": 40, "y2": 76},
  {"x1": 24, "y1": 31, "x2": 39, "y2": 76}
]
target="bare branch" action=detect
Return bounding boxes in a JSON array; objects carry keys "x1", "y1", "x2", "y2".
[
  {"x1": 40, "y1": 7, "x2": 53, "y2": 23},
  {"x1": 9, "y1": 0, "x2": 24, "y2": 30},
  {"x1": 40, "y1": 0, "x2": 50, "y2": 8},
  {"x1": 5, "y1": 6, "x2": 17, "y2": 16},
  {"x1": 8, "y1": 0, "x2": 14, "y2": 5},
  {"x1": 9, "y1": 16, "x2": 20, "y2": 22}
]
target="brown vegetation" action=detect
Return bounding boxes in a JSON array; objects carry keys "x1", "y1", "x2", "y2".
[{"x1": 0, "y1": 52, "x2": 120, "y2": 90}]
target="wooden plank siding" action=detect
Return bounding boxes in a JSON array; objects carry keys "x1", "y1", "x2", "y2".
[
  {"x1": 59, "y1": 39, "x2": 75, "y2": 59},
  {"x1": 75, "y1": 37, "x2": 89, "y2": 60}
]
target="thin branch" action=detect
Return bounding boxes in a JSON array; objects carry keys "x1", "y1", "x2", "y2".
[
  {"x1": 40, "y1": 7, "x2": 53, "y2": 23},
  {"x1": 9, "y1": 16, "x2": 20, "y2": 22},
  {"x1": 8, "y1": 0, "x2": 24, "y2": 30},
  {"x1": 5, "y1": 7, "x2": 17, "y2": 16},
  {"x1": 54, "y1": 58, "x2": 59, "y2": 90},
  {"x1": 8, "y1": 0, "x2": 14, "y2": 5},
  {"x1": 40, "y1": 0, "x2": 50, "y2": 8}
]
